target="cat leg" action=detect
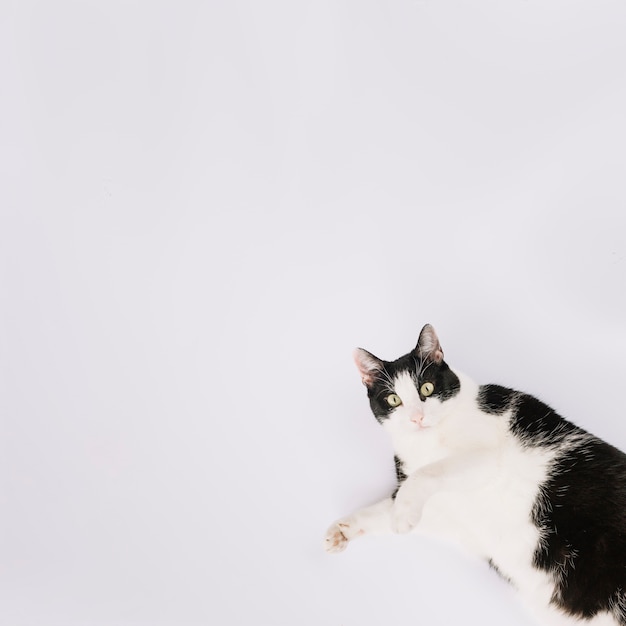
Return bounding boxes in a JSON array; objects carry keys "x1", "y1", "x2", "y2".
[
  {"x1": 392, "y1": 450, "x2": 499, "y2": 534},
  {"x1": 324, "y1": 497, "x2": 394, "y2": 554}
]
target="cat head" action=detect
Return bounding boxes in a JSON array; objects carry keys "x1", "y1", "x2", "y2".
[{"x1": 354, "y1": 324, "x2": 461, "y2": 433}]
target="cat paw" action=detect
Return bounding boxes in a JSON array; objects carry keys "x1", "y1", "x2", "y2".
[
  {"x1": 391, "y1": 499, "x2": 422, "y2": 534},
  {"x1": 324, "y1": 518, "x2": 361, "y2": 554}
]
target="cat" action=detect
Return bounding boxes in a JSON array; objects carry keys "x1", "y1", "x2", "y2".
[{"x1": 324, "y1": 324, "x2": 626, "y2": 626}]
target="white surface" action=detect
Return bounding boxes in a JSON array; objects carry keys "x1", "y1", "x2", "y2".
[{"x1": 2, "y1": 1, "x2": 626, "y2": 625}]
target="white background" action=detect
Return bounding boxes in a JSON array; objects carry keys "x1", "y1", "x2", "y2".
[{"x1": 2, "y1": 1, "x2": 626, "y2": 625}]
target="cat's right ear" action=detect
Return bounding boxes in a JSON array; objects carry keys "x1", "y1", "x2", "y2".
[
  {"x1": 353, "y1": 348, "x2": 383, "y2": 387},
  {"x1": 415, "y1": 324, "x2": 444, "y2": 364}
]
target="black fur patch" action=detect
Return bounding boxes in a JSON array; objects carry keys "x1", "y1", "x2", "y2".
[
  {"x1": 477, "y1": 384, "x2": 517, "y2": 415},
  {"x1": 532, "y1": 437, "x2": 626, "y2": 621},
  {"x1": 392, "y1": 455, "x2": 408, "y2": 500},
  {"x1": 509, "y1": 394, "x2": 578, "y2": 448},
  {"x1": 480, "y1": 385, "x2": 579, "y2": 448}
]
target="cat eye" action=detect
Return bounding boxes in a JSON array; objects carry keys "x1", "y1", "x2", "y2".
[
  {"x1": 386, "y1": 394, "x2": 402, "y2": 407},
  {"x1": 420, "y1": 382, "x2": 435, "y2": 397}
]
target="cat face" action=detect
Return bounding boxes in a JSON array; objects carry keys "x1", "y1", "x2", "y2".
[{"x1": 354, "y1": 324, "x2": 461, "y2": 433}]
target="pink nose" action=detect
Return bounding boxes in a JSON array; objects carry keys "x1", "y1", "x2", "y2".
[{"x1": 410, "y1": 413, "x2": 424, "y2": 425}]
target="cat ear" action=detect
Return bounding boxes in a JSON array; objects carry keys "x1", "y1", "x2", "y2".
[
  {"x1": 353, "y1": 348, "x2": 384, "y2": 387},
  {"x1": 415, "y1": 324, "x2": 444, "y2": 364}
]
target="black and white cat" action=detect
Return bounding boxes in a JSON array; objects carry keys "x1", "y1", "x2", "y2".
[{"x1": 325, "y1": 324, "x2": 626, "y2": 626}]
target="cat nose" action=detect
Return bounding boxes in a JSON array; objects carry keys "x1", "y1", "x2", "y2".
[{"x1": 410, "y1": 412, "x2": 424, "y2": 425}]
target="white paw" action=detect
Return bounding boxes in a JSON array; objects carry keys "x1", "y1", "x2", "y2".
[
  {"x1": 324, "y1": 518, "x2": 361, "y2": 554},
  {"x1": 391, "y1": 498, "x2": 422, "y2": 534}
]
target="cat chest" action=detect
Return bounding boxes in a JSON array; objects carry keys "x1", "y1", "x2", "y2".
[{"x1": 393, "y1": 436, "x2": 449, "y2": 476}]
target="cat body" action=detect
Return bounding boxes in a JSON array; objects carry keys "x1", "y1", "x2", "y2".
[{"x1": 325, "y1": 325, "x2": 626, "y2": 626}]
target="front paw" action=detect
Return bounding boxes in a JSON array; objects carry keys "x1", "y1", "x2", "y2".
[
  {"x1": 391, "y1": 498, "x2": 422, "y2": 534},
  {"x1": 324, "y1": 518, "x2": 361, "y2": 554}
]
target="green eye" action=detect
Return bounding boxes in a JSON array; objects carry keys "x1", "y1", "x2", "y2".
[
  {"x1": 386, "y1": 394, "x2": 402, "y2": 407},
  {"x1": 420, "y1": 382, "x2": 435, "y2": 397}
]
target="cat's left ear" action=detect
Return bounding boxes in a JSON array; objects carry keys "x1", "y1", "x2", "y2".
[
  {"x1": 353, "y1": 348, "x2": 384, "y2": 387},
  {"x1": 415, "y1": 324, "x2": 444, "y2": 364}
]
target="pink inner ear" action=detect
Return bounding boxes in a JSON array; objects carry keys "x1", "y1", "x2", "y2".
[
  {"x1": 360, "y1": 373, "x2": 373, "y2": 386},
  {"x1": 353, "y1": 348, "x2": 381, "y2": 386},
  {"x1": 433, "y1": 347, "x2": 444, "y2": 364},
  {"x1": 417, "y1": 324, "x2": 444, "y2": 364}
]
